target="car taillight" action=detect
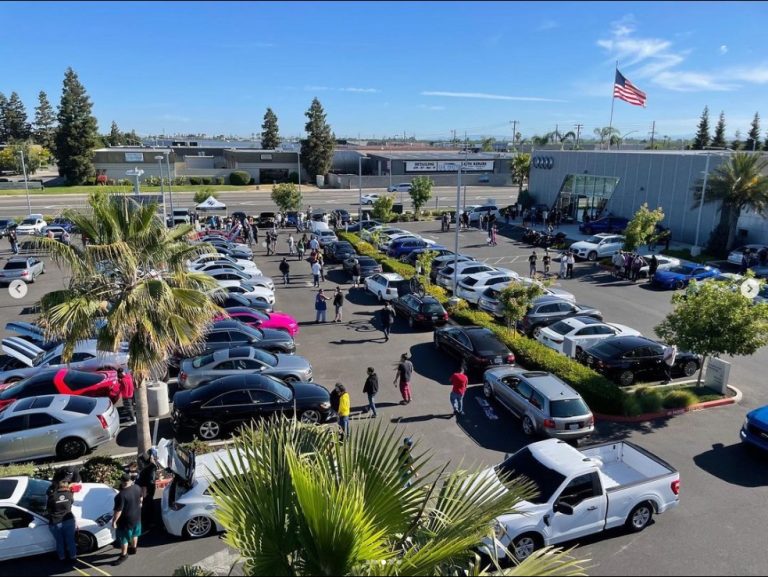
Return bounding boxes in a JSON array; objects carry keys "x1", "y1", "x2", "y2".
[
  {"x1": 586, "y1": 415, "x2": 595, "y2": 427},
  {"x1": 70, "y1": 483, "x2": 82, "y2": 493},
  {"x1": 179, "y1": 372, "x2": 187, "y2": 383},
  {"x1": 506, "y1": 354, "x2": 515, "y2": 364},
  {"x1": 416, "y1": 314, "x2": 426, "y2": 321},
  {"x1": 21, "y1": 270, "x2": 28, "y2": 275},
  {"x1": 671, "y1": 479, "x2": 680, "y2": 495},
  {"x1": 543, "y1": 419, "x2": 556, "y2": 429},
  {"x1": 97, "y1": 414, "x2": 109, "y2": 429},
  {"x1": 443, "y1": 313, "x2": 449, "y2": 320}
]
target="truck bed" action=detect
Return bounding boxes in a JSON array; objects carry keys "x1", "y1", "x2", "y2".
[{"x1": 581, "y1": 441, "x2": 676, "y2": 490}]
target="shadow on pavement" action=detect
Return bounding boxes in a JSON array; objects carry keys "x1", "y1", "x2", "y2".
[
  {"x1": 591, "y1": 417, "x2": 671, "y2": 443},
  {"x1": 409, "y1": 342, "x2": 456, "y2": 385},
  {"x1": 455, "y1": 387, "x2": 531, "y2": 454},
  {"x1": 693, "y1": 442, "x2": 768, "y2": 488},
  {"x1": 343, "y1": 288, "x2": 379, "y2": 306}
]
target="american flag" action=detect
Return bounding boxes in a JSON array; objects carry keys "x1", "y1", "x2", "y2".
[{"x1": 613, "y1": 70, "x2": 647, "y2": 107}]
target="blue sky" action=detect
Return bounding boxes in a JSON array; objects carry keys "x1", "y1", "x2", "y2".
[{"x1": 2, "y1": 1, "x2": 767, "y2": 141}]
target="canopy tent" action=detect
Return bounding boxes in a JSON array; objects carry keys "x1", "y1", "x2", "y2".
[{"x1": 196, "y1": 196, "x2": 227, "y2": 211}]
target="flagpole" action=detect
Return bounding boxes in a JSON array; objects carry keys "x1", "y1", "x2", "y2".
[{"x1": 607, "y1": 60, "x2": 618, "y2": 151}]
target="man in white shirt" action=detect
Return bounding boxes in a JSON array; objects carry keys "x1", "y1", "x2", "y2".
[
  {"x1": 309, "y1": 236, "x2": 320, "y2": 252},
  {"x1": 311, "y1": 260, "x2": 322, "y2": 287},
  {"x1": 662, "y1": 344, "x2": 677, "y2": 384}
]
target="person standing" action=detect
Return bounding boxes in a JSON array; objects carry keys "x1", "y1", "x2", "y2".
[
  {"x1": 117, "y1": 368, "x2": 135, "y2": 425},
  {"x1": 46, "y1": 480, "x2": 77, "y2": 562},
  {"x1": 297, "y1": 238, "x2": 305, "y2": 261},
  {"x1": 662, "y1": 344, "x2": 677, "y2": 384},
  {"x1": 315, "y1": 289, "x2": 330, "y2": 323},
  {"x1": 379, "y1": 302, "x2": 395, "y2": 342},
  {"x1": 351, "y1": 259, "x2": 362, "y2": 288},
  {"x1": 112, "y1": 473, "x2": 143, "y2": 566},
  {"x1": 317, "y1": 253, "x2": 326, "y2": 282},
  {"x1": 136, "y1": 448, "x2": 159, "y2": 531},
  {"x1": 612, "y1": 251, "x2": 624, "y2": 279},
  {"x1": 528, "y1": 251, "x2": 538, "y2": 278},
  {"x1": 311, "y1": 259, "x2": 322, "y2": 287},
  {"x1": 490, "y1": 224, "x2": 498, "y2": 246},
  {"x1": 333, "y1": 286, "x2": 345, "y2": 323},
  {"x1": 309, "y1": 235, "x2": 320, "y2": 252},
  {"x1": 9, "y1": 228, "x2": 18, "y2": 254},
  {"x1": 449, "y1": 367, "x2": 468, "y2": 416},
  {"x1": 559, "y1": 251, "x2": 567, "y2": 279},
  {"x1": 287, "y1": 234, "x2": 296, "y2": 256},
  {"x1": 566, "y1": 251, "x2": 575, "y2": 279},
  {"x1": 336, "y1": 383, "x2": 350, "y2": 438},
  {"x1": 398, "y1": 437, "x2": 417, "y2": 487},
  {"x1": 393, "y1": 353, "x2": 413, "y2": 405},
  {"x1": 648, "y1": 254, "x2": 659, "y2": 282},
  {"x1": 631, "y1": 255, "x2": 645, "y2": 283},
  {"x1": 542, "y1": 249, "x2": 551, "y2": 276},
  {"x1": 61, "y1": 230, "x2": 71, "y2": 246},
  {"x1": 279, "y1": 258, "x2": 290, "y2": 286},
  {"x1": 362, "y1": 367, "x2": 379, "y2": 418}
]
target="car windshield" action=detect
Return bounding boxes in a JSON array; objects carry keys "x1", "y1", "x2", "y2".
[
  {"x1": 421, "y1": 302, "x2": 444, "y2": 314},
  {"x1": 495, "y1": 448, "x2": 566, "y2": 504},
  {"x1": 462, "y1": 277, "x2": 479, "y2": 287},
  {"x1": 547, "y1": 321, "x2": 574, "y2": 336},
  {"x1": 471, "y1": 333, "x2": 508, "y2": 355},
  {"x1": 63, "y1": 371, "x2": 105, "y2": 390},
  {"x1": 585, "y1": 236, "x2": 604, "y2": 244},
  {"x1": 484, "y1": 288, "x2": 501, "y2": 299},
  {"x1": 21, "y1": 219, "x2": 36, "y2": 225},
  {"x1": 192, "y1": 352, "x2": 216, "y2": 369},
  {"x1": 357, "y1": 258, "x2": 377, "y2": 267},
  {"x1": 550, "y1": 398, "x2": 591, "y2": 418},
  {"x1": 669, "y1": 265, "x2": 696, "y2": 275},
  {"x1": 589, "y1": 340, "x2": 627, "y2": 357}
]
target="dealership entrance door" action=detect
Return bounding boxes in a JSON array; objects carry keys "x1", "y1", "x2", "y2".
[
  {"x1": 260, "y1": 168, "x2": 290, "y2": 184},
  {"x1": 553, "y1": 174, "x2": 620, "y2": 223}
]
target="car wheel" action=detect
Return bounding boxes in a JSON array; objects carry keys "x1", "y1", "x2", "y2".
[
  {"x1": 483, "y1": 381, "x2": 494, "y2": 399},
  {"x1": 198, "y1": 420, "x2": 221, "y2": 440},
  {"x1": 587, "y1": 251, "x2": 598, "y2": 262},
  {"x1": 76, "y1": 531, "x2": 97, "y2": 554},
  {"x1": 300, "y1": 409, "x2": 321, "y2": 424},
  {"x1": 184, "y1": 516, "x2": 214, "y2": 539},
  {"x1": 56, "y1": 437, "x2": 88, "y2": 460},
  {"x1": 511, "y1": 533, "x2": 541, "y2": 562},
  {"x1": 522, "y1": 416, "x2": 536, "y2": 436},
  {"x1": 625, "y1": 502, "x2": 654, "y2": 532},
  {"x1": 674, "y1": 280, "x2": 685, "y2": 290},
  {"x1": 283, "y1": 375, "x2": 298, "y2": 384},
  {"x1": 619, "y1": 370, "x2": 635, "y2": 387},
  {"x1": 532, "y1": 326, "x2": 543, "y2": 339},
  {"x1": 682, "y1": 360, "x2": 698, "y2": 377}
]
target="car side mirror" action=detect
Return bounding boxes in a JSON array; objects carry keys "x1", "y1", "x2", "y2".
[{"x1": 554, "y1": 502, "x2": 574, "y2": 516}]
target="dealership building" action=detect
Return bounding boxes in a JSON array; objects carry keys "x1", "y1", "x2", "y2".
[{"x1": 527, "y1": 149, "x2": 768, "y2": 247}]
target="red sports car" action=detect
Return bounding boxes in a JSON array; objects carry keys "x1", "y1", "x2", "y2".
[
  {"x1": 217, "y1": 307, "x2": 300, "y2": 337},
  {"x1": 0, "y1": 368, "x2": 121, "y2": 411}
]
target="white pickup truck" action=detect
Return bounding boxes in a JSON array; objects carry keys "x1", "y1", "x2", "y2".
[{"x1": 484, "y1": 438, "x2": 680, "y2": 561}]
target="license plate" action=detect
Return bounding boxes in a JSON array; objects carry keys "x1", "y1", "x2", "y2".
[
  {"x1": 432, "y1": 316, "x2": 439, "y2": 321},
  {"x1": 494, "y1": 356, "x2": 502, "y2": 364},
  {"x1": 569, "y1": 423, "x2": 580, "y2": 430}
]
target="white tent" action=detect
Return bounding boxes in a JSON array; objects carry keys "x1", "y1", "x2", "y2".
[{"x1": 196, "y1": 196, "x2": 227, "y2": 211}]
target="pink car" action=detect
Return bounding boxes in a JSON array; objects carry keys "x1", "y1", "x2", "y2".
[{"x1": 217, "y1": 307, "x2": 300, "y2": 337}]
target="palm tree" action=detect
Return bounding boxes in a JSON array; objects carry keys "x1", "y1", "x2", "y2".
[
  {"x1": 34, "y1": 191, "x2": 222, "y2": 455},
  {"x1": 510, "y1": 153, "x2": 531, "y2": 189},
  {"x1": 696, "y1": 152, "x2": 768, "y2": 254},
  {"x1": 212, "y1": 418, "x2": 589, "y2": 576},
  {"x1": 593, "y1": 127, "x2": 620, "y2": 149}
]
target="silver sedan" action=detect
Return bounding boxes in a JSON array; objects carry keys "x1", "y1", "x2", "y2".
[{"x1": 0, "y1": 257, "x2": 45, "y2": 285}]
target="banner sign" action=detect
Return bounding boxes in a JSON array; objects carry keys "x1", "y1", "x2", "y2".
[
  {"x1": 124, "y1": 152, "x2": 144, "y2": 162},
  {"x1": 405, "y1": 160, "x2": 495, "y2": 172}
]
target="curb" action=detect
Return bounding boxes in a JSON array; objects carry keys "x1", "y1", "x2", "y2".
[{"x1": 595, "y1": 385, "x2": 743, "y2": 423}]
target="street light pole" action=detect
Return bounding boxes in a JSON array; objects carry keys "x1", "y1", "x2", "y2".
[
  {"x1": 358, "y1": 155, "x2": 363, "y2": 220},
  {"x1": 155, "y1": 155, "x2": 166, "y2": 225},
  {"x1": 17, "y1": 150, "x2": 31, "y2": 215},
  {"x1": 165, "y1": 152, "x2": 175, "y2": 225},
  {"x1": 693, "y1": 153, "x2": 711, "y2": 252},
  {"x1": 453, "y1": 162, "x2": 462, "y2": 294},
  {"x1": 297, "y1": 151, "x2": 302, "y2": 193}
]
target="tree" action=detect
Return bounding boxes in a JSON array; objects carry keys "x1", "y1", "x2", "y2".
[
  {"x1": 193, "y1": 188, "x2": 218, "y2": 204},
  {"x1": 692, "y1": 106, "x2": 710, "y2": 150},
  {"x1": 300, "y1": 98, "x2": 335, "y2": 181},
  {"x1": 261, "y1": 107, "x2": 280, "y2": 150},
  {"x1": 0, "y1": 93, "x2": 8, "y2": 142},
  {"x1": 106, "y1": 121, "x2": 123, "y2": 146},
  {"x1": 510, "y1": 153, "x2": 531, "y2": 188},
  {"x1": 0, "y1": 142, "x2": 51, "y2": 175},
  {"x1": 409, "y1": 176, "x2": 432, "y2": 218},
  {"x1": 371, "y1": 194, "x2": 395, "y2": 223},
  {"x1": 498, "y1": 282, "x2": 544, "y2": 334},
  {"x1": 212, "y1": 418, "x2": 587, "y2": 575},
  {"x1": 731, "y1": 129, "x2": 743, "y2": 151},
  {"x1": 33, "y1": 91, "x2": 57, "y2": 152},
  {"x1": 655, "y1": 275, "x2": 768, "y2": 385},
  {"x1": 271, "y1": 182, "x2": 302, "y2": 213},
  {"x1": 593, "y1": 126, "x2": 620, "y2": 149},
  {"x1": 415, "y1": 250, "x2": 437, "y2": 282},
  {"x1": 55, "y1": 67, "x2": 100, "y2": 185},
  {"x1": 34, "y1": 193, "x2": 222, "y2": 456},
  {"x1": 3, "y1": 92, "x2": 31, "y2": 142},
  {"x1": 696, "y1": 152, "x2": 768, "y2": 255},
  {"x1": 481, "y1": 137, "x2": 496, "y2": 152},
  {"x1": 623, "y1": 203, "x2": 666, "y2": 251},
  {"x1": 745, "y1": 112, "x2": 761, "y2": 152},
  {"x1": 711, "y1": 111, "x2": 727, "y2": 149}
]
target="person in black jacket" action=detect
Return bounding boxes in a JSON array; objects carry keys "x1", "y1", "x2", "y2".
[
  {"x1": 362, "y1": 367, "x2": 379, "y2": 417},
  {"x1": 333, "y1": 287, "x2": 345, "y2": 323},
  {"x1": 279, "y1": 258, "x2": 290, "y2": 286},
  {"x1": 47, "y1": 480, "x2": 77, "y2": 561},
  {"x1": 379, "y1": 302, "x2": 395, "y2": 342},
  {"x1": 351, "y1": 260, "x2": 362, "y2": 288},
  {"x1": 136, "y1": 448, "x2": 159, "y2": 530}
]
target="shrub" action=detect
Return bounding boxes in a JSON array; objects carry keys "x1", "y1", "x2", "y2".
[
  {"x1": 173, "y1": 566, "x2": 215, "y2": 577},
  {"x1": 174, "y1": 176, "x2": 188, "y2": 186},
  {"x1": 517, "y1": 189, "x2": 536, "y2": 209},
  {"x1": 34, "y1": 464, "x2": 57, "y2": 481},
  {"x1": 178, "y1": 439, "x2": 217, "y2": 456},
  {"x1": 622, "y1": 396, "x2": 643, "y2": 417},
  {"x1": 634, "y1": 386, "x2": 663, "y2": 413},
  {"x1": 189, "y1": 176, "x2": 202, "y2": 185},
  {"x1": 0, "y1": 462, "x2": 36, "y2": 478},
  {"x1": 201, "y1": 177, "x2": 212, "y2": 185},
  {"x1": 119, "y1": 178, "x2": 133, "y2": 187},
  {"x1": 215, "y1": 176, "x2": 225, "y2": 185},
  {"x1": 193, "y1": 188, "x2": 218, "y2": 204},
  {"x1": 229, "y1": 171, "x2": 251, "y2": 186},
  {"x1": 288, "y1": 171, "x2": 299, "y2": 184},
  {"x1": 79, "y1": 456, "x2": 124, "y2": 486},
  {"x1": 661, "y1": 390, "x2": 697, "y2": 409}
]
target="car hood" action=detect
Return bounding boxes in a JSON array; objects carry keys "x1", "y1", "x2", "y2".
[
  {"x1": 655, "y1": 270, "x2": 689, "y2": 281},
  {"x1": 71, "y1": 482, "x2": 118, "y2": 523},
  {"x1": 268, "y1": 312, "x2": 298, "y2": 326},
  {"x1": 748, "y1": 406, "x2": 768, "y2": 428},
  {"x1": 260, "y1": 328, "x2": 294, "y2": 343},
  {"x1": 292, "y1": 381, "x2": 330, "y2": 402},
  {"x1": 275, "y1": 354, "x2": 311, "y2": 371},
  {"x1": 569, "y1": 241, "x2": 600, "y2": 250}
]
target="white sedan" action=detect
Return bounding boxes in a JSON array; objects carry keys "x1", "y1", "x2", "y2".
[
  {"x1": 15, "y1": 217, "x2": 47, "y2": 236},
  {"x1": 203, "y1": 268, "x2": 275, "y2": 291},
  {"x1": 361, "y1": 226, "x2": 407, "y2": 242},
  {"x1": 639, "y1": 254, "x2": 680, "y2": 278},
  {"x1": 0, "y1": 476, "x2": 116, "y2": 561},
  {"x1": 456, "y1": 270, "x2": 521, "y2": 304},
  {"x1": 536, "y1": 316, "x2": 642, "y2": 357},
  {"x1": 216, "y1": 280, "x2": 275, "y2": 305},
  {"x1": 365, "y1": 272, "x2": 407, "y2": 302},
  {"x1": 361, "y1": 194, "x2": 381, "y2": 205}
]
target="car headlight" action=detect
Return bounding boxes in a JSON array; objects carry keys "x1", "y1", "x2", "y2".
[
  {"x1": 493, "y1": 521, "x2": 507, "y2": 539},
  {"x1": 320, "y1": 402, "x2": 331, "y2": 410}
]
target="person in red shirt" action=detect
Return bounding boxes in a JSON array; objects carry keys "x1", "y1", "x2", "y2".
[
  {"x1": 117, "y1": 368, "x2": 136, "y2": 425},
  {"x1": 449, "y1": 368, "x2": 468, "y2": 416}
]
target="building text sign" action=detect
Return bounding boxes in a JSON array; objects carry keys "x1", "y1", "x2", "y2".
[
  {"x1": 124, "y1": 153, "x2": 144, "y2": 162},
  {"x1": 405, "y1": 160, "x2": 495, "y2": 172}
]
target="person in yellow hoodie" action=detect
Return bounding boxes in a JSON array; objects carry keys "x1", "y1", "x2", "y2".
[{"x1": 335, "y1": 383, "x2": 351, "y2": 439}]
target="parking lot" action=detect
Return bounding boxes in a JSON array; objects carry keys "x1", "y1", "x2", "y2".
[{"x1": 1, "y1": 212, "x2": 768, "y2": 576}]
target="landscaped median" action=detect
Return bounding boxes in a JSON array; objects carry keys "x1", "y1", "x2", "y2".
[{"x1": 339, "y1": 231, "x2": 735, "y2": 420}]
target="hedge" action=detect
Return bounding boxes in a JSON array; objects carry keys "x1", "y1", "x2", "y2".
[
  {"x1": 339, "y1": 231, "x2": 628, "y2": 415},
  {"x1": 230, "y1": 171, "x2": 251, "y2": 186}
]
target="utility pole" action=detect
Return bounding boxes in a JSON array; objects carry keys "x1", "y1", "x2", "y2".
[
  {"x1": 649, "y1": 121, "x2": 656, "y2": 149},
  {"x1": 574, "y1": 124, "x2": 583, "y2": 149},
  {"x1": 510, "y1": 120, "x2": 519, "y2": 151}
]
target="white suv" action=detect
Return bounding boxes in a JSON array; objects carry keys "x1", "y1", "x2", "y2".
[
  {"x1": 387, "y1": 183, "x2": 412, "y2": 193},
  {"x1": 569, "y1": 234, "x2": 625, "y2": 261}
]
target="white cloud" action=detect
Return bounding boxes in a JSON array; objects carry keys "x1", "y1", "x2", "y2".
[
  {"x1": 720, "y1": 45, "x2": 728, "y2": 55},
  {"x1": 653, "y1": 71, "x2": 737, "y2": 92},
  {"x1": 729, "y1": 66, "x2": 768, "y2": 84},
  {"x1": 421, "y1": 91, "x2": 567, "y2": 103},
  {"x1": 304, "y1": 86, "x2": 380, "y2": 93},
  {"x1": 340, "y1": 87, "x2": 380, "y2": 93},
  {"x1": 537, "y1": 20, "x2": 559, "y2": 31},
  {"x1": 419, "y1": 105, "x2": 446, "y2": 111}
]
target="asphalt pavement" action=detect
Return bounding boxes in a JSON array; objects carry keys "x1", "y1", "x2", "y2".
[{"x1": 1, "y1": 216, "x2": 767, "y2": 576}]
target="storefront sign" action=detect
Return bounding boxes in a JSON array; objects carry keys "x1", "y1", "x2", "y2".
[
  {"x1": 405, "y1": 160, "x2": 495, "y2": 172},
  {"x1": 124, "y1": 152, "x2": 144, "y2": 162},
  {"x1": 704, "y1": 357, "x2": 731, "y2": 394},
  {"x1": 260, "y1": 154, "x2": 273, "y2": 160}
]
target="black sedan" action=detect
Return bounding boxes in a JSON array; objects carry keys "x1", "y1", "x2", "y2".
[
  {"x1": 392, "y1": 294, "x2": 448, "y2": 329},
  {"x1": 433, "y1": 325, "x2": 515, "y2": 380},
  {"x1": 401, "y1": 248, "x2": 454, "y2": 267},
  {"x1": 578, "y1": 336, "x2": 700, "y2": 387},
  {"x1": 345, "y1": 219, "x2": 383, "y2": 233},
  {"x1": 204, "y1": 320, "x2": 296, "y2": 354},
  {"x1": 216, "y1": 246, "x2": 253, "y2": 261},
  {"x1": 216, "y1": 293, "x2": 273, "y2": 313},
  {"x1": 342, "y1": 256, "x2": 383, "y2": 279},
  {"x1": 171, "y1": 374, "x2": 334, "y2": 440},
  {"x1": 324, "y1": 241, "x2": 357, "y2": 263}
]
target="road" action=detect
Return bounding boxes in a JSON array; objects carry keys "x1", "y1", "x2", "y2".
[
  {"x1": 1, "y1": 219, "x2": 767, "y2": 576},
  {"x1": 0, "y1": 185, "x2": 517, "y2": 218}
]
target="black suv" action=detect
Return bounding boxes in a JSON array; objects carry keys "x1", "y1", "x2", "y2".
[{"x1": 0, "y1": 219, "x2": 17, "y2": 239}]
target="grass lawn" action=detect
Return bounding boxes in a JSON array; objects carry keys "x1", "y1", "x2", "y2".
[{"x1": 0, "y1": 184, "x2": 273, "y2": 196}]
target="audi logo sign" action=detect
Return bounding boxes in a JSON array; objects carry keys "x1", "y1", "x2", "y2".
[{"x1": 533, "y1": 156, "x2": 554, "y2": 169}]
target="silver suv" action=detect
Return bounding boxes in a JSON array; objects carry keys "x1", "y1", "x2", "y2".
[{"x1": 482, "y1": 367, "x2": 594, "y2": 441}]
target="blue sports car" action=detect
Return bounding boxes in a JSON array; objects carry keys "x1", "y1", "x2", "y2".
[
  {"x1": 651, "y1": 261, "x2": 721, "y2": 290},
  {"x1": 741, "y1": 405, "x2": 768, "y2": 452}
]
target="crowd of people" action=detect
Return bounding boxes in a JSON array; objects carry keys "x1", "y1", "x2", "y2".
[{"x1": 611, "y1": 250, "x2": 658, "y2": 283}]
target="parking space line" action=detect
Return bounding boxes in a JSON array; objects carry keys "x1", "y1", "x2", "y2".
[
  {"x1": 77, "y1": 559, "x2": 111, "y2": 576},
  {"x1": 73, "y1": 566, "x2": 90, "y2": 577}
]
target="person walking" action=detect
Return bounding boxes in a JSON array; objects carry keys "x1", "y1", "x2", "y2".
[
  {"x1": 297, "y1": 238, "x2": 305, "y2": 261},
  {"x1": 317, "y1": 253, "x2": 326, "y2": 282},
  {"x1": 335, "y1": 383, "x2": 351, "y2": 439},
  {"x1": 379, "y1": 302, "x2": 395, "y2": 342},
  {"x1": 648, "y1": 254, "x2": 659, "y2": 282},
  {"x1": 398, "y1": 437, "x2": 417, "y2": 487},
  {"x1": 393, "y1": 353, "x2": 413, "y2": 405},
  {"x1": 314, "y1": 289, "x2": 330, "y2": 323},
  {"x1": 528, "y1": 250, "x2": 538, "y2": 278},
  {"x1": 662, "y1": 344, "x2": 678, "y2": 384},
  {"x1": 117, "y1": 368, "x2": 135, "y2": 425},
  {"x1": 559, "y1": 251, "x2": 567, "y2": 279},
  {"x1": 61, "y1": 230, "x2": 71, "y2": 246},
  {"x1": 279, "y1": 258, "x2": 290, "y2": 286},
  {"x1": 311, "y1": 259, "x2": 322, "y2": 287},
  {"x1": 449, "y1": 367, "x2": 468, "y2": 416},
  {"x1": 362, "y1": 367, "x2": 379, "y2": 418},
  {"x1": 8, "y1": 228, "x2": 18, "y2": 254},
  {"x1": 136, "y1": 448, "x2": 159, "y2": 531},
  {"x1": 333, "y1": 286, "x2": 345, "y2": 323},
  {"x1": 566, "y1": 251, "x2": 575, "y2": 279},
  {"x1": 542, "y1": 249, "x2": 551, "y2": 276},
  {"x1": 287, "y1": 234, "x2": 296, "y2": 256},
  {"x1": 46, "y1": 479, "x2": 77, "y2": 562},
  {"x1": 265, "y1": 231, "x2": 273, "y2": 256},
  {"x1": 351, "y1": 259, "x2": 362, "y2": 288},
  {"x1": 112, "y1": 473, "x2": 143, "y2": 566},
  {"x1": 490, "y1": 224, "x2": 498, "y2": 246}
]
